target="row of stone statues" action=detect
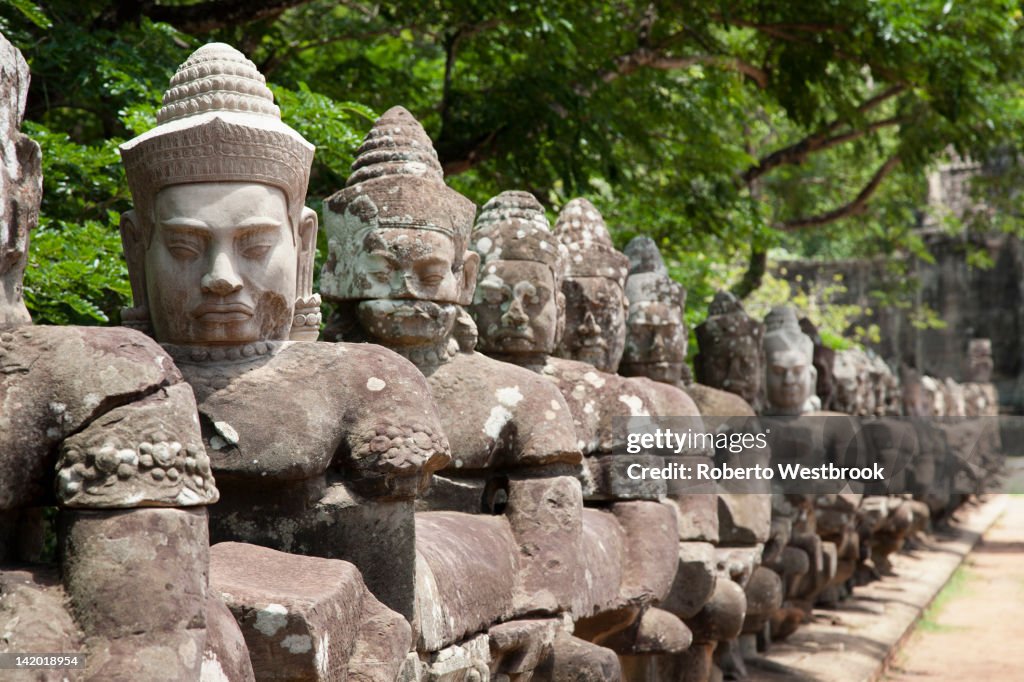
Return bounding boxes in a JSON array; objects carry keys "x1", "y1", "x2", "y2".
[{"x1": 0, "y1": 38, "x2": 1004, "y2": 682}]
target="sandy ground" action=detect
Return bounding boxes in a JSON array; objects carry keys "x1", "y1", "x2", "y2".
[{"x1": 884, "y1": 493, "x2": 1024, "y2": 681}]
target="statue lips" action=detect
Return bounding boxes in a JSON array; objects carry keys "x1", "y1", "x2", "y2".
[{"x1": 192, "y1": 301, "x2": 255, "y2": 323}]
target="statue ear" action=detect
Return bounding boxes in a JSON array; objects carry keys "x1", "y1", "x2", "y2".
[
  {"x1": 458, "y1": 250, "x2": 480, "y2": 305},
  {"x1": 554, "y1": 289, "x2": 567, "y2": 347},
  {"x1": 297, "y1": 207, "x2": 318, "y2": 298},
  {"x1": 119, "y1": 210, "x2": 148, "y2": 310}
]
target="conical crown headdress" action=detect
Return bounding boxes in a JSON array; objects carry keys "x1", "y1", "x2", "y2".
[
  {"x1": 320, "y1": 106, "x2": 476, "y2": 302},
  {"x1": 623, "y1": 236, "x2": 685, "y2": 309},
  {"x1": 471, "y1": 191, "x2": 564, "y2": 287},
  {"x1": 120, "y1": 43, "x2": 315, "y2": 233},
  {"x1": 763, "y1": 305, "x2": 813, "y2": 359},
  {"x1": 553, "y1": 198, "x2": 628, "y2": 288}
]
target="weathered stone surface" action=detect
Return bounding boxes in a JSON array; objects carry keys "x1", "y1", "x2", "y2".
[
  {"x1": 662, "y1": 542, "x2": 718, "y2": 620},
  {"x1": 0, "y1": 567, "x2": 84, "y2": 682},
  {"x1": 210, "y1": 541, "x2": 409, "y2": 681},
  {"x1": 468, "y1": 191, "x2": 660, "y2": 455},
  {"x1": 684, "y1": 383, "x2": 757, "y2": 418},
  {"x1": 694, "y1": 291, "x2": 765, "y2": 409},
  {"x1": 0, "y1": 325, "x2": 197, "y2": 510},
  {"x1": 210, "y1": 481, "x2": 419, "y2": 624},
  {"x1": 716, "y1": 493, "x2": 771, "y2": 546},
  {"x1": 422, "y1": 352, "x2": 582, "y2": 470},
  {"x1": 613, "y1": 501, "x2": 679, "y2": 604},
  {"x1": 602, "y1": 606, "x2": 692, "y2": 655},
  {"x1": 664, "y1": 496, "x2": 719, "y2": 543},
  {"x1": 322, "y1": 113, "x2": 581, "y2": 474},
  {"x1": 573, "y1": 509, "x2": 626, "y2": 617},
  {"x1": 415, "y1": 512, "x2": 518, "y2": 652},
  {"x1": 488, "y1": 618, "x2": 560, "y2": 676},
  {"x1": 174, "y1": 341, "x2": 450, "y2": 499},
  {"x1": 714, "y1": 545, "x2": 763, "y2": 586},
  {"x1": 505, "y1": 477, "x2": 583, "y2": 615},
  {"x1": 684, "y1": 579, "x2": 747, "y2": 644},
  {"x1": 534, "y1": 632, "x2": 622, "y2": 682},
  {"x1": 585, "y1": 454, "x2": 667, "y2": 500},
  {"x1": 741, "y1": 567, "x2": 783, "y2": 634},
  {"x1": 202, "y1": 594, "x2": 256, "y2": 682},
  {"x1": 57, "y1": 382, "x2": 217, "y2": 508},
  {"x1": 0, "y1": 31, "x2": 40, "y2": 329},
  {"x1": 422, "y1": 634, "x2": 490, "y2": 681},
  {"x1": 763, "y1": 306, "x2": 818, "y2": 415},
  {"x1": 416, "y1": 475, "x2": 488, "y2": 514},
  {"x1": 553, "y1": 198, "x2": 630, "y2": 374},
  {"x1": 61, "y1": 508, "x2": 209, "y2": 681}
]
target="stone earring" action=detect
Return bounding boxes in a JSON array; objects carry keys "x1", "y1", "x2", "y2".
[{"x1": 290, "y1": 293, "x2": 322, "y2": 341}]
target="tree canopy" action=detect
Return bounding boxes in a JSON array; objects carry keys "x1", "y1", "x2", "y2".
[{"x1": 4, "y1": 0, "x2": 1024, "y2": 331}]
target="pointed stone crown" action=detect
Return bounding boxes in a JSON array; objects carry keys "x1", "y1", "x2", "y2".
[
  {"x1": 623, "y1": 236, "x2": 685, "y2": 308},
  {"x1": 120, "y1": 43, "x2": 314, "y2": 233},
  {"x1": 695, "y1": 290, "x2": 763, "y2": 348},
  {"x1": 763, "y1": 305, "x2": 813, "y2": 359},
  {"x1": 320, "y1": 106, "x2": 477, "y2": 300},
  {"x1": 472, "y1": 190, "x2": 562, "y2": 263},
  {"x1": 553, "y1": 198, "x2": 628, "y2": 288}
]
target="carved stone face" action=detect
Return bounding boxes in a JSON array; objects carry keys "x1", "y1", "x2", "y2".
[
  {"x1": 470, "y1": 260, "x2": 560, "y2": 355},
  {"x1": 559, "y1": 277, "x2": 627, "y2": 372},
  {"x1": 766, "y1": 349, "x2": 814, "y2": 413},
  {"x1": 701, "y1": 336, "x2": 762, "y2": 403},
  {"x1": 966, "y1": 340, "x2": 993, "y2": 383},
  {"x1": 146, "y1": 183, "x2": 296, "y2": 345},
  {"x1": 344, "y1": 227, "x2": 476, "y2": 346},
  {"x1": 621, "y1": 301, "x2": 686, "y2": 383},
  {"x1": 356, "y1": 298, "x2": 459, "y2": 346}
]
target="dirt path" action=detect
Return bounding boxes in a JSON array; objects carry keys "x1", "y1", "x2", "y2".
[{"x1": 885, "y1": 494, "x2": 1024, "y2": 681}]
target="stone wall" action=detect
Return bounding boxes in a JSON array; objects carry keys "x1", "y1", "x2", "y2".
[{"x1": 778, "y1": 231, "x2": 1024, "y2": 411}]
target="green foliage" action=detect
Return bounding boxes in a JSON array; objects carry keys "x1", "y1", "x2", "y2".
[{"x1": 6, "y1": 0, "x2": 1024, "y2": 334}]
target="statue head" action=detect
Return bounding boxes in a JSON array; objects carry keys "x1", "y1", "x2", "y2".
[
  {"x1": 320, "y1": 107, "x2": 478, "y2": 354},
  {"x1": 552, "y1": 198, "x2": 629, "y2": 372},
  {"x1": 762, "y1": 306, "x2": 817, "y2": 415},
  {"x1": 0, "y1": 35, "x2": 41, "y2": 328},
  {"x1": 619, "y1": 236, "x2": 687, "y2": 384},
  {"x1": 966, "y1": 338, "x2": 993, "y2": 383},
  {"x1": 468, "y1": 191, "x2": 565, "y2": 358},
  {"x1": 119, "y1": 43, "x2": 319, "y2": 346},
  {"x1": 694, "y1": 291, "x2": 764, "y2": 405}
]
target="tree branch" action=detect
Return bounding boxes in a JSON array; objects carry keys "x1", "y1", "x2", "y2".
[
  {"x1": 148, "y1": 0, "x2": 308, "y2": 34},
  {"x1": 601, "y1": 49, "x2": 768, "y2": 88},
  {"x1": 778, "y1": 155, "x2": 901, "y2": 231},
  {"x1": 743, "y1": 87, "x2": 905, "y2": 184}
]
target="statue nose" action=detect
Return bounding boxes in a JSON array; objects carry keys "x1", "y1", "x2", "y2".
[
  {"x1": 650, "y1": 332, "x2": 666, "y2": 359},
  {"x1": 579, "y1": 310, "x2": 600, "y2": 336},
  {"x1": 503, "y1": 298, "x2": 529, "y2": 327},
  {"x1": 201, "y1": 252, "x2": 243, "y2": 296}
]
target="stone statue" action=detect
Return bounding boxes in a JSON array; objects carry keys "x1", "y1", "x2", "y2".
[
  {"x1": 119, "y1": 42, "x2": 446, "y2": 678},
  {"x1": 0, "y1": 33, "x2": 231, "y2": 680},
  {"x1": 762, "y1": 306, "x2": 819, "y2": 416},
  {"x1": 619, "y1": 237, "x2": 775, "y2": 679},
  {"x1": 471, "y1": 191, "x2": 660, "y2": 455},
  {"x1": 800, "y1": 316, "x2": 836, "y2": 411},
  {"x1": 321, "y1": 106, "x2": 579, "y2": 474},
  {"x1": 318, "y1": 109, "x2": 636, "y2": 678},
  {"x1": 470, "y1": 192, "x2": 691, "y2": 670},
  {"x1": 553, "y1": 197, "x2": 630, "y2": 373},
  {"x1": 694, "y1": 290, "x2": 765, "y2": 410},
  {"x1": 620, "y1": 236, "x2": 688, "y2": 384},
  {"x1": 965, "y1": 338, "x2": 994, "y2": 383}
]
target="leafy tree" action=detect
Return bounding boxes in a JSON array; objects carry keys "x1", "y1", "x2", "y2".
[{"x1": 4, "y1": 0, "x2": 1024, "y2": 327}]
